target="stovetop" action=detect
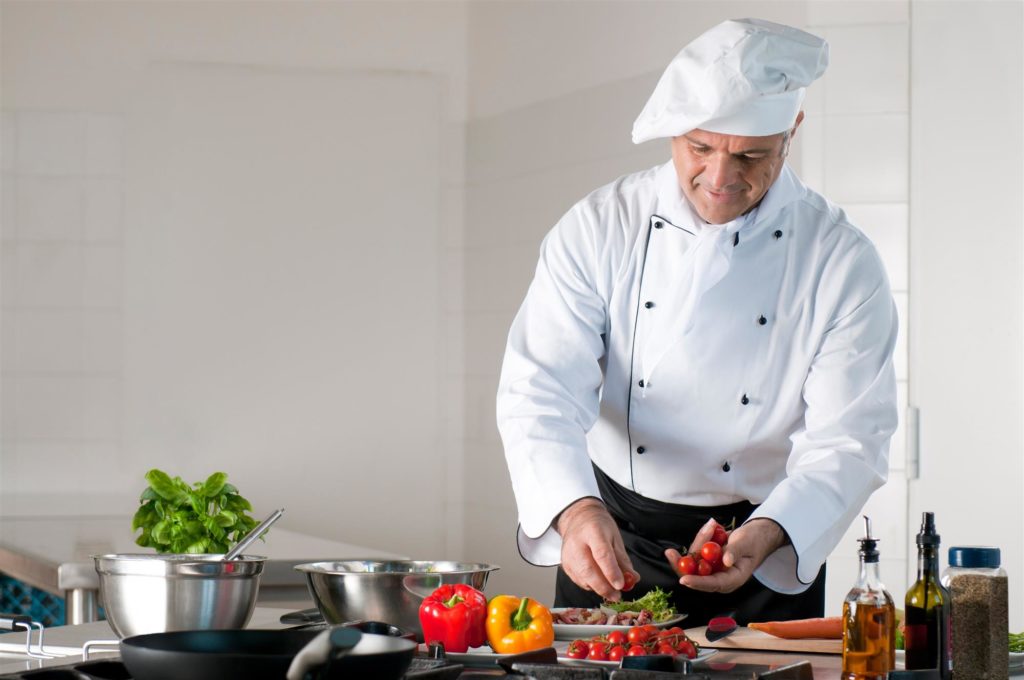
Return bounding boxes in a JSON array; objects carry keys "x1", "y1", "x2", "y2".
[{"x1": 0, "y1": 656, "x2": 815, "y2": 680}]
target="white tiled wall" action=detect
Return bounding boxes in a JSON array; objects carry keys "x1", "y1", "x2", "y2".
[
  {"x1": 801, "y1": 10, "x2": 912, "y2": 614},
  {"x1": 1, "y1": 109, "x2": 129, "y2": 500},
  {"x1": 0, "y1": 2, "x2": 472, "y2": 561}
]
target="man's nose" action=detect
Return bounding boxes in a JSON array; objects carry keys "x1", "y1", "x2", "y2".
[{"x1": 705, "y1": 154, "x2": 740, "y2": 189}]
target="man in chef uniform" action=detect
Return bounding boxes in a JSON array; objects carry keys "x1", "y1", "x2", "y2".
[{"x1": 496, "y1": 18, "x2": 898, "y2": 625}]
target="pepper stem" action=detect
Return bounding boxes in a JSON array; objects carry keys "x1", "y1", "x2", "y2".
[
  {"x1": 443, "y1": 594, "x2": 465, "y2": 609},
  {"x1": 511, "y1": 597, "x2": 533, "y2": 631}
]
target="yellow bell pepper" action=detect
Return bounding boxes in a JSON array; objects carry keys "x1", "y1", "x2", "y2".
[{"x1": 485, "y1": 595, "x2": 555, "y2": 653}]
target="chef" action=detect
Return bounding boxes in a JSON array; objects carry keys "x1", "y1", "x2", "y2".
[{"x1": 496, "y1": 18, "x2": 898, "y2": 625}]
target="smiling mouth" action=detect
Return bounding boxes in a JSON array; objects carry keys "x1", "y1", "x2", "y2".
[{"x1": 703, "y1": 188, "x2": 741, "y2": 203}]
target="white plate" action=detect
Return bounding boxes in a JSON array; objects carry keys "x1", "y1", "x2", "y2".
[
  {"x1": 894, "y1": 650, "x2": 1024, "y2": 670},
  {"x1": 444, "y1": 640, "x2": 714, "y2": 667},
  {"x1": 559, "y1": 645, "x2": 717, "y2": 668},
  {"x1": 551, "y1": 608, "x2": 687, "y2": 640}
]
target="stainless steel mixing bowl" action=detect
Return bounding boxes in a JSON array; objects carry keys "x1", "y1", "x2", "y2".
[
  {"x1": 94, "y1": 553, "x2": 265, "y2": 638},
  {"x1": 295, "y1": 560, "x2": 499, "y2": 640}
]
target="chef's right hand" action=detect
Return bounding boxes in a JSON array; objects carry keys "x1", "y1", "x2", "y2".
[{"x1": 556, "y1": 497, "x2": 638, "y2": 602}]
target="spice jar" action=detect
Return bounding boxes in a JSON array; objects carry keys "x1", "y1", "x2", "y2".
[{"x1": 940, "y1": 546, "x2": 1008, "y2": 680}]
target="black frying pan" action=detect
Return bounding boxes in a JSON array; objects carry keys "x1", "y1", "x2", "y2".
[{"x1": 119, "y1": 629, "x2": 415, "y2": 680}]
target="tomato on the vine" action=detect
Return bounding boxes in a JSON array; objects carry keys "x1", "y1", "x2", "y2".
[
  {"x1": 566, "y1": 639, "x2": 589, "y2": 659},
  {"x1": 627, "y1": 626, "x2": 650, "y2": 645},
  {"x1": 587, "y1": 641, "x2": 608, "y2": 661},
  {"x1": 607, "y1": 644, "x2": 627, "y2": 662},
  {"x1": 606, "y1": 630, "x2": 627, "y2": 646},
  {"x1": 640, "y1": 624, "x2": 658, "y2": 636},
  {"x1": 677, "y1": 639, "x2": 698, "y2": 659},
  {"x1": 701, "y1": 541, "x2": 723, "y2": 566},
  {"x1": 626, "y1": 644, "x2": 647, "y2": 656},
  {"x1": 656, "y1": 642, "x2": 678, "y2": 656},
  {"x1": 676, "y1": 554, "x2": 698, "y2": 576}
]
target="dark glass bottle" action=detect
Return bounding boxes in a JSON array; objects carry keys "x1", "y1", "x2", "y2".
[{"x1": 903, "y1": 511, "x2": 951, "y2": 678}]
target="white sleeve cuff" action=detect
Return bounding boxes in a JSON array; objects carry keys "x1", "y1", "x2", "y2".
[{"x1": 516, "y1": 523, "x2": 564, "y2": 567}]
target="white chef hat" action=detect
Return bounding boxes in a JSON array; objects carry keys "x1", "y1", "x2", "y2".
[{"x1": 632, "y1": 18, "x2": 828, "y2": 143}]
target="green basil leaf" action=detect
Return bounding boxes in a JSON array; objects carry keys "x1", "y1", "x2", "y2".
[
  {"x1": 131, "y1": 505, "x2": 154, "y2": 531},
  {"x1": 151, "y1": 519, "x2": 171, "y2": 545},
  {"x1": 201, "y1": 472, "x2": 228, "y2": 498},
  {"x1": 140, "y1": 487, "x2": 159, "y2": 502},
  {"x1": 189, "y1": 495, "x2": 206, "y2": 516},
  {"x1": 222, "y1": 483, "x2": 238, "y2": 495},
  {"x1": 184, "y1": 538, "x2": 208, "y2": 554},
  {"x1": 216, "y1": 510, "x2": 237, "y2": 527},
  {"x1": 144, "y1": 471, "x2": 184, "y2": 501}
]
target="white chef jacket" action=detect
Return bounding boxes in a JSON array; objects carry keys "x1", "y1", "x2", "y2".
[{"x1": 496, "y1": 160, "x2": 898, "y2": 594}]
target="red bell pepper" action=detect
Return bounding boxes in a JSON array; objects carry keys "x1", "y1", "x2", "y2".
[{"x1": 418, "y1": 583, "x2": 487, "y2": 652}]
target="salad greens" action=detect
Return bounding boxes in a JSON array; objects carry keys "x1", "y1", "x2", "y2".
[
  {"x1": 1011, "y1": 631, "x2": 1024, "y2": 653},
  {"x1": 132, "y1": 469, "x2": 259, "y2": 554},
  {"x1": 603, "y1": 586, "x2": 679, "y2": 622}
]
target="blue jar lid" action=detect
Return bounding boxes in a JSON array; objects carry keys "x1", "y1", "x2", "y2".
[{"x1": 948, "y1": 546, "x2": 1001, "y2": 568}]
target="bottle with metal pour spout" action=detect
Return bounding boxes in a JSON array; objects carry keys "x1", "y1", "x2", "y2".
[{"x1": 842, "y1": 516, "x2": 895, "y2": 680}]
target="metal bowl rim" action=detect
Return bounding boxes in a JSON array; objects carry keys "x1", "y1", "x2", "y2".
[
  {"x1": 93, "y1": 553, "x2": 267, "y2": 562},
  {"x1": 293, "y1": 560, "x2": 499, "y2": 576}
]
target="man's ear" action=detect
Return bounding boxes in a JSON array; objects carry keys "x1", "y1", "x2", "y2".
[{"x1": 793, "y1": 110, "x2": 805, "y2": 131}]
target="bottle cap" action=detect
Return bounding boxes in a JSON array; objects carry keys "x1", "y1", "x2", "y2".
[
  {"x1": 916, "y1": 511, "x2": 940, "y2": 547},
  {"x1": 948, "y1": 546, "x2": 1001, "y2": 568},
  {"x1": 858, "y1": 516, "x2": 880, "y2": 563}
]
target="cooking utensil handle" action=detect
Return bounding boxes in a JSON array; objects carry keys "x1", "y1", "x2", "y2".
[
  {"x1": 0, "y1": 613, "x2": 32, "y2": 632},
  {"x1": 224, "y1": 508, "x2": 285, "y2": 561}
]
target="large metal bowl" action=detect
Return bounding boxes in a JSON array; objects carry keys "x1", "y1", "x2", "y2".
[
  {"x1": 295, "y1": 560, "x2": 499, "y2": 640},
  {"x1": 94, "y1": 554, "x2": 265, "y2": 638}
]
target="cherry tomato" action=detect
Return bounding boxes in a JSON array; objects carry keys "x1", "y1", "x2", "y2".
[
  {"x1": 655, "y1": 629, "x2": 673, "y2": 641},
  {"x1": 641, "y1": 624, "x2": 659, "y2": 637},
  {"x1": 677, "y1": 639, "x2": 697, "y2": 659},
  {"x1": 656, "y1": 642, "x2": 678, "y2": 656},
  {"x1": 712, "y1": 524, "x2": 729, "y2": 545},
  {"x1": 676, "y1": 554, "x2": 698, "y2": 576},
  {"x1": 697, "y1": 558, "x2": 714, "y2": 576},
  {"x1": 587, "y1": 641, "x2": 608, "y2": 661},
  {"x1": 667, "y1": 626, "x2": 684, "y2": 635},
  {"x1": 701, "y1": 541, "x2": 723, "y2": 566},
  {"x1": 566, "y1": 639, "x2": 589, "y2": 659},
  {"x1": 627, "y1": 626, "x2": 650, "y2": 645},
  {"x1": 606, "y1": 630, "x2": 627, "y2": 646},
  {"x1": 607, "y1": 644, "x2": 626, "y2": 662},
  {"x1": 626, "y1": 644, "x2": 647, "y2": 656},
  {"x1": 622, "y1": 570, "x2": 639, "y2": 592}
]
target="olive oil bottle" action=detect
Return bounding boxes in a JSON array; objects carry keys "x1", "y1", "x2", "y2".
[
  {"x1": 842, "y1": 516, "x2": 895, "y2": 680},
  {"x1": 904, "y1": 511, "x2": 951, "y2": 678}
]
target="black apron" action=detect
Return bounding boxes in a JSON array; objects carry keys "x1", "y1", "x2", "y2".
[{"x1": 554, "y1": 465, "x2": 825, "y2": 627}]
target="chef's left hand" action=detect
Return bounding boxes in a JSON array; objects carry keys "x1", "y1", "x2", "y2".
[{"x1": 664, "y1": 518, "x2": 788, "y2": 593}]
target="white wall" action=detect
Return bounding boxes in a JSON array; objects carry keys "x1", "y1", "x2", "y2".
[
  {"x1": 909, "y1": 0, "x2": 1024, "y2": 631},
  {"x1": 0, "y1": 0, "x2": 470, "y2": 559}
]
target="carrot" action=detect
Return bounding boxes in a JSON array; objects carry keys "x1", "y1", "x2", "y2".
[{"x1": 747, "y1": 616, "x2": 843, "y2": 639}]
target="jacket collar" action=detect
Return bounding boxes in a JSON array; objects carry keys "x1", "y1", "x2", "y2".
[{"x1": 653, "y1": 161, "x2": 807, "y2": 235}]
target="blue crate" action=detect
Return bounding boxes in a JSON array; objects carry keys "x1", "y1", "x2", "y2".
[{"x1": 0, "y1": 575, "x2": 65, "y2": 628}]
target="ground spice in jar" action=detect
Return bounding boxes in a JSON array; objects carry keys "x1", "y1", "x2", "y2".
[{"x1": 948, "y1": 572, "x2": 1009, "y2": 679}]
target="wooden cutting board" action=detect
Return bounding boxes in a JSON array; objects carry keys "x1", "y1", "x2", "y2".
[{"x1": 686, "y1": 625, "x2": 842, "y2": 654}]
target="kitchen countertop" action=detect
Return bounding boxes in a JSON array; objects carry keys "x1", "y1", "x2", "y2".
[{"x1": 2, "y1": 613, "x2": 1021, "y2": 678}]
